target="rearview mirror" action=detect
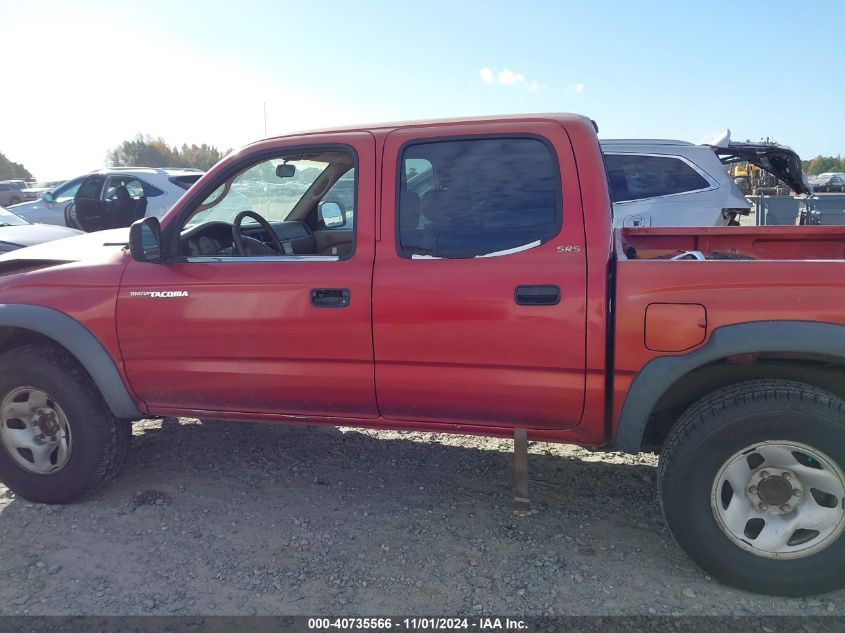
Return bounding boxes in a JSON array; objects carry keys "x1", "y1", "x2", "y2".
[
  {"x1": 319, "y1": 201, "x2": 345, "y2": 228},
  {"x1": 42, "y1": 192, "x2": 55, "y2": 203},
  {"x1": 276, "y1": 163, "x2": 296, "y2": 178},
  {"x1": 129, "y1": 216, "x2": 162, "y2": 263}
]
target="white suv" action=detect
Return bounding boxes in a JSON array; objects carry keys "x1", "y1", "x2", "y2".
[
  {"x1": 601, "y1": 132, "x2": 808, "y2": 227},
  {"x1": 10, "y1": 167, "x2": 203, "y2": 231}
]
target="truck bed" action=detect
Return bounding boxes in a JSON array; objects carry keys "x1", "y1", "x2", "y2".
[
  {"x1": 618, "y1": 225, "x2": 845, "y2": 261},
  {"x1": 612, "y1": 225, "x2": 845, "y2": 426}
]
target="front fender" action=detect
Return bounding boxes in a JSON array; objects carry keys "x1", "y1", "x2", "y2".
[{"x1": 0, "y1": 303, "x2": 143, "y2": 418}]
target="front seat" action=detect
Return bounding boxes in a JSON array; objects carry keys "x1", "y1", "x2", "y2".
[{"x1": 109, "y1": 185, "x2": 136, "y2": 229}]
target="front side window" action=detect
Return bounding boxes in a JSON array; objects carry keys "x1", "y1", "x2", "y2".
[
  {"x1": 76, "y1": 176, "x2": 104, "y2": 200},
  {"x1": 397, "y1": 137, "x2": 561, "y2": 259},
  {"x1": 605, "y1": 154, "x2": 711, "y2": 203},
  {"x1": 177, "y1": 147, "x2": 356, "y2": 259},
  {"x1": 318, "y1": 169, "x2": 355, "y2": 230},
  {"x1": 52, "y1": 178, "x2": 84, "y2": 202}
]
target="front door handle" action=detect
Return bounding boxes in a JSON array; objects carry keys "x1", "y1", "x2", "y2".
[
  {"x1": 310, "y1": 288, "x2": 350, "y2": 308},
  {"x1": 514, "y1": 285, "x2": 560, "y2": 306}
]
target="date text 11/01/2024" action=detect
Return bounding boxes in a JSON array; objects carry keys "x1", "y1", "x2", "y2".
[{"x1": 307, "y1": 618, "x2": 527, "y2": 630}]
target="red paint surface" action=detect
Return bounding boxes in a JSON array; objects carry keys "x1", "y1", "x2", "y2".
[{"x1": 2, "y1": 114, "x2": 843, "y2": 447}]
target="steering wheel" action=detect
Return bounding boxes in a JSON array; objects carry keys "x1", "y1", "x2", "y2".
[{"x1": 232, "y1": 211, "x2": 286, "y2": 256}]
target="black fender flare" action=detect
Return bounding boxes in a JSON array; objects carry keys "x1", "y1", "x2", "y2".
[
  {"x1": 614, "y1": 320, "x2": 845, "y2": 453},
  {"x1": 0, "y1": 303, "x2": 143, "y2": 418}
]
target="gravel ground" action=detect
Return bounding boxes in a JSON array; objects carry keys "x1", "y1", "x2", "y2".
[{"x1": 1, "y1": 417, "x2": 843, "y2": 617}]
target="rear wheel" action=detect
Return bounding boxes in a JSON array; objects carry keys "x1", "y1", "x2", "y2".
[
  {"x1": 0, "y1": 343, "x2": 128, "y2": 503},
  {"x1": 9, "y1": 197, "x2": 20, "y2": 206},
  {"x1": 659, "y1": 380, "x2": 845, "y2": 596}
]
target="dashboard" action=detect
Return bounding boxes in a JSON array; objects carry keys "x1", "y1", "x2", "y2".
[{"x1": 180, "y1": 220, "x2": 317, "y2": 257}]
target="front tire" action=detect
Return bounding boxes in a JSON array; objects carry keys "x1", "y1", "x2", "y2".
[
  {"x1": 659, "y1": 380, "x2": 845, "y2": 596},
  {"x1": 0, "y1": 343, "x2": 128, "y2": 503}
]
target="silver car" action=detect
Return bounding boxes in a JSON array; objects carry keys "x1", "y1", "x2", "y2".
[
  {"x1": 0, "y1": 181, "x2": 27, "y2": 207},
  {"x1": 601, "y1": 132, "x2": 808, "y2": 227}
]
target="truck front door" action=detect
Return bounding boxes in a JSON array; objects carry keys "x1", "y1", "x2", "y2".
[
  {"x1": 117, "y1": 132, "x2": 378, "y2": 419},
  {"x1": 373, "y1": 122, "x2": 588, "y2": 429}
]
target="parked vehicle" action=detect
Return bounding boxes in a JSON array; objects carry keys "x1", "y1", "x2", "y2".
[
  {"x1": 0, "y1": 205, "x2": 82, "y2": 252},
  {"x1": 0, "y1": 114, "x2": 844, "y2": 598},
  {"x1": 10, "y1": 168, "x2": 203, "y2": 230},
  {"x1": 9, "y1": 176, "x2": 86, "y2": 222},
  {"x1": 602, "y1": 133, "x2": 808, "y2": 227},
  {"x1": 809, "y1": 172, "x2": 845, "y2": 193},
  {"x1": 20, "y1": 180, "x2": 65, "y2": 202},
  {"x1": 0, "y1": 181, "x2": 26, "y2": 207}
]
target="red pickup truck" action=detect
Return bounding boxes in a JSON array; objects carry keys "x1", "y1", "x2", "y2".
[{"x1": 0, "y1": 114, "x2": 844, "y2": 597}]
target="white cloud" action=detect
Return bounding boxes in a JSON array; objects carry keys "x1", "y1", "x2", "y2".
[
  {"x1": 565, "y1": 83, "x2": 586, "y2": 94},
  {"x1": 479, "y1": 67, "x2": 545, "y2": 92},
  {"x1": 498, "y1": 68, "x2": 526, "y2": 86}
]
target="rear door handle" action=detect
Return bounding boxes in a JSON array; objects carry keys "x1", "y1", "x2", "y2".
[
  {"x1": 310, "y1": 288, "x2": 350, "y2": 308},
  {"x1": 514, "y1": 285, "x2": 560, "y2": 306}
]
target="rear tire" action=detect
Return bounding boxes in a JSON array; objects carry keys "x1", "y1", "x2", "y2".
[
  {"x1": 0, "y1": 343, "x2": 127, "y2": 503},
  {"x1": 9, "y1": 197, "x2": 20, "y2": 206},
  {"x1": 659, "y1": 379, "x2": 845, "y2": 596}
]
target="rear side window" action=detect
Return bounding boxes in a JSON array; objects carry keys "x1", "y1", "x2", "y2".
[
  {"x1": 397, "y1": 137, "x2": 561, "y2": 258},
  {"x1": 605, "y1": 154, "x2": 711, "y2": 202},
  {"x1": 169, "y1": 175, "x2": 202, "y2": 190}
]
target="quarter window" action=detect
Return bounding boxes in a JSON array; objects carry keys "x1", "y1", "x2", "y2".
[
  {"x1": 605, "y1": 154, "x2": 711, "y2": 202},
  {"x1": 397, "y1": 138, "x2": 561, "y2": 258}
]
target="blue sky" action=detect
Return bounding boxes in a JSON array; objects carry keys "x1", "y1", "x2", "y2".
[{"x1": 1, "y1": 0, "x2": 842, "y2": 178}]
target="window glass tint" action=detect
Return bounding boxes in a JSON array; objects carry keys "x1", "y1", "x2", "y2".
[
  {"x1": 169, "y1": 175, "x2": 202, "y2": 190},
  {"x1": 53, "y1": 178, "x2": 83, "y2": 202},
  {"x1": 605, "y1": 154, "x2": 711, "y2": 202},
  {"x1": 398, "y1": 138, "x2": 560, "y2": 258},
  {"x1": 77, "y1": 177, "x2": 104, "y2": 199},
  {"x1": 321, "y1": 169, "x2": 355, "y2": 229}
]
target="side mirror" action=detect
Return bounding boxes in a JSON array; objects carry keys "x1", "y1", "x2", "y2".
[
  {"x1": 42, "y1": 192, "x2": 55, "y2": 203},
  {"x1": 129, "y1": 217, "x2": 162, "y2": 263},
  {"x1": 318, "y1": 201, "x2": 345, "y2": 228}
]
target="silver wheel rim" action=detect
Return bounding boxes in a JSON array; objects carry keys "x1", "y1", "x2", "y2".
[
  {"x1": 0, "y1": 386, "x2": 72, "y2": 474},
  {"x1": 712, "y1": 441, "x2": 845, "y2": 559}
]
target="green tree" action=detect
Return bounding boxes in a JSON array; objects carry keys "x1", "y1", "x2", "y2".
[
  {"x1": 0, "y1": 151, "x2": 33, "y2": 180},
  {"x1": 107, "y1": 134, "x2": 178, "y2": 167},
  {"x1": 177, "y1": 144, "x2": 227, "y2": 170},
  {"x1": 802, "y1": 155, "x2": 845, "y2": 175},
  {"x1": 107, "y1": 135, "x2": 229, "y2": 170}
]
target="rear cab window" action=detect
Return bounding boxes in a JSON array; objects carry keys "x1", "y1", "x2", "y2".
[
  {"x1": 605, "y1": 154, "x2": 712, "y2": 202},
  {"x1": 396, "y1": 137, "x2": 561, "y2": 258}
]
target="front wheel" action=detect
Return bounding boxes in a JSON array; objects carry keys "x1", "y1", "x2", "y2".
[
  {"x1": 659, "y1": 380, "x2": 845, "y2": 596},
  {"x1": 0, "y1": 343, "x2": 130, "y2": 503}
]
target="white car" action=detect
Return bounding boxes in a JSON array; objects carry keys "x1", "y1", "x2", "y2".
[
  {"x1": 601, "y1": 131, "x2": 808, "y2": 227},
  {"x1": 0, "y1": 205, "x2": 81, "y2": 253},
  {"x1": 10, "y1": 168, "x2": 203, "y2": 231}
]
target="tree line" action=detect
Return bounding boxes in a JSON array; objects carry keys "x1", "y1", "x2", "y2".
[
  {"x1": 106, "y1": 134, "x2": 230, "y2": 170},
  {"x1": 0, "y1": 152, "x2": 33, "y2": 180},
  {"x1": 802, "y1": 155, "x2": 845, "y2": 175}
]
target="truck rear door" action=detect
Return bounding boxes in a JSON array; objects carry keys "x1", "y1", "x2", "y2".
[{"x1": 373, "y1": 121, "x2": 587, "y2": 428}]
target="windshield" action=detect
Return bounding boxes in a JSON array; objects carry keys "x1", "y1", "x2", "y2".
[
  {"x1": 184, "y1": 158, "x2": 329, "y2": 228},
  {"x1": 0, "y1": 206, "x2": 30, "y2": 226}
]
